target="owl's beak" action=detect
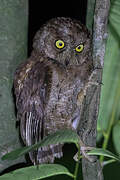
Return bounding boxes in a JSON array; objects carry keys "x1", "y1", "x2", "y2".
[{"x1": 65, "y1": 59, "x2": 69, "y2": 66}]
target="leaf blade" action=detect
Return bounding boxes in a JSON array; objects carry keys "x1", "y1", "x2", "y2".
[
  {"x1": 97, "y1": 0, "x2": 120, "y2": 140},
  {"x1": 2, "y1": 129, "x2": 79, "y2": 161},
  {"x1": 0, "y1": 164, "x2": 74, "y2": 180},
  {"x1": 113, "y1": 122, "x2": 120, "y2": 154},
  {"x1": 88, "y1": 148, "x2": 120, "y2": 161}
]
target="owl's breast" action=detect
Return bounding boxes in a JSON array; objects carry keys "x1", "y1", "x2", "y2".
[{"x1": 44, "y1": 67, "x2": 86, "y2": 135}]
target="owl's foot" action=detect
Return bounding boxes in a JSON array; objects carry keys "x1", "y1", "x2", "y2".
[
  {"x1": 74, "y1": 139, "x2": 95, "y2": 162},
  {"x1": 80, "y1": 145, "x2": 94, "y2": 162}
]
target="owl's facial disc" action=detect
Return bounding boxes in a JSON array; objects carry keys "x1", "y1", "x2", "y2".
[{"x1": 54, "y1": 39, "x2": 85, "y2": 66}]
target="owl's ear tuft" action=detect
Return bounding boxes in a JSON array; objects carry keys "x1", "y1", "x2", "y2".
[
  {"x1": 32, "y1": 30, "x2": 41, "y2": 50},
  {"x1": 32, "y1": 27, "x2": 49, "y2": 52}
]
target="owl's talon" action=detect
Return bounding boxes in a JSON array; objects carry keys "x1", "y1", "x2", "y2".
[
  {"x1": 73, "y1": 145, "x2": 94, "y2": 162},
  {"x1": 73, "y1": 145, "x2": 95, "y2": 162},
  {"x1": 80, "y1": 146, "x2": 95, "y2": 162},
  {"x1": 77, "y1": 138, "x2": 95, "y2": 162},
  {"x1": 73, "y1": 153, "x2": 80, "y2": 162}
]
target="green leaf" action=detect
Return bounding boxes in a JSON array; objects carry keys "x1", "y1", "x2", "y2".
[
  {"x1": 2, "y1": 129, "x2": 79, "y2": 161},
  {"x1": 0, "y1": 164, "x2": 74, "y2": 180},
  {"x1": 113, "y1": 122, "x2": 120, "y2": 154},
  {"x1": 103, "y1": 159, "x2": 116, "y2": 166},
  {"x1": 88, "y1": 148, "x2": 120, "y2": 161},
  {"x1": 1, "y1": 146, "x2": 28, "y2": 161}
]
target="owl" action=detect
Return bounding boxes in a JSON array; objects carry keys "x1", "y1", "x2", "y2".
[{"x1": 14, "y1": 17, "x2": 93, "y2": 165}]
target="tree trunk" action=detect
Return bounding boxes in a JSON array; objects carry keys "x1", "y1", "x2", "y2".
[{"x1": 0, "y1": 0, "x2": 28, "y2": 172}]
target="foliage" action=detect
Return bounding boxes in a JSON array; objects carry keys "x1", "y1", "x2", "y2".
[
  {"x1": 97, "y1": 0, "x2": 120, "y2": 164},
  {"x1": 0, "y1": 164, "x2": 74, "y2": 180},
  {"x1": 1, "y1": 129, "x2": 120, "y2": 180}
]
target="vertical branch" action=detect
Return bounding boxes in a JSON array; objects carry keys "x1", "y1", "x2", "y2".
[
  {"x1": 93, "y1": 0, "x2": 110, "y2": 164},
  {"x1": 78, "y1": 0, "x2": 110, "y2": 179},
  {"x1": 93, "y1": 0, "x2": 110, "y2": 68}
]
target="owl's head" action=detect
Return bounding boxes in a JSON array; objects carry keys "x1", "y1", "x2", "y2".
[{"x1": 33, "y1": 17, "x2": 92, "y2": 66}]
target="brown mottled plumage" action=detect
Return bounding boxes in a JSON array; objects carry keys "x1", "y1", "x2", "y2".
[{"x1": 14, "y1": 17, "x2": 93, "y2": 164}]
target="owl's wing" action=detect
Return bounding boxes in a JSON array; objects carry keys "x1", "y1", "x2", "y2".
[{"x1": 14, "y1": 58, "x2": 51, "y2": 163}]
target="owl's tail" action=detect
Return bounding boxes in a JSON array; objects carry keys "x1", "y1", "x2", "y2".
[{"x1": 29, "y1": 144, "x2": 63, "y2": 165}]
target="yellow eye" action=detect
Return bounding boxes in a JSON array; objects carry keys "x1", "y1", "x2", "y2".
[
  {"x1": 75, "y1": 44, "x2": 84, "y2": 52},
  {"x1": 55, "y1": 40, "x2": 65, "y2": 49}
]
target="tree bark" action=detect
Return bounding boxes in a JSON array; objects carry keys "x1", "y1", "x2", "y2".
[
  {"x1": 78, "y1": 0, "x2": 110, "y2": 179},
  {"x1": 0, "y1": 0, "x2": 28, "y2": 172}
]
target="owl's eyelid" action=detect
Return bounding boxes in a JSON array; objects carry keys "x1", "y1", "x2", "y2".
[{"x1": 55, "y1": 39, "x2": 64, "y2": 42}]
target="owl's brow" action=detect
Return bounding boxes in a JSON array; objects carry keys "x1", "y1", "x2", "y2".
[{"x1": 73, "y1": 41, "x2": 85, "y2": 49}]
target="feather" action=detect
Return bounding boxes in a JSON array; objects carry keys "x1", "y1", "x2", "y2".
[{"x1": 14, "y1": 57, "x2": 63, "y2": 164}]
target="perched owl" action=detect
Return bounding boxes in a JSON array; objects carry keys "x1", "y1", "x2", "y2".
[{"x1": 14, "y1": 17, "x2": 93, "y2": 165}]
